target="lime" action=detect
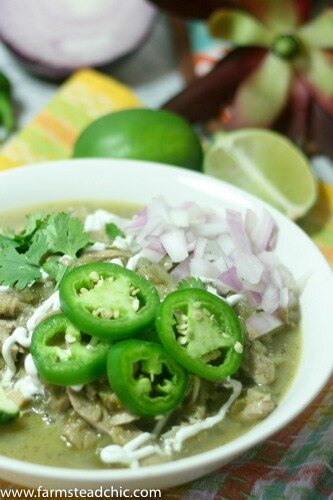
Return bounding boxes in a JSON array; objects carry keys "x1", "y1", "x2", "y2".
[
  {"x1": 73, "y1": 109, "x2": 203, "y2": 170},
  {"x1": 204, "y1": 129, "x2": 317, "y2": 219}
]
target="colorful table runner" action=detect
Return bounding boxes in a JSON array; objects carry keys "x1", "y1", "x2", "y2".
[{"x1": 0, "y1": 69, "x2": 332, "y2": 499}]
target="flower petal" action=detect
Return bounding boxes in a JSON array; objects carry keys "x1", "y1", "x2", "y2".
[
  {"x1": 209, "y1": 9, "x2": 272, "y2": 46},
  {"x1": 292, "y1": 0, "x2": 312, "y2": 24},
  {"x1": 302, "y1": 50, "x2": 333, "y2": 105},
  {"x1": 275, "y1": 76, "x2": 310, "y2": 145},
  {"x1": 299, "y1": 9, "x2": 333, "y2": 48},
  {"x1": 239, "y1": 0, "x2": 298, "y2": 30},
  {"x1": 162, "y1": 47, "x2": 267, "y2": 123},
  {"x1": 229, "y1": 53, "x2": 292, "y2": 127}
]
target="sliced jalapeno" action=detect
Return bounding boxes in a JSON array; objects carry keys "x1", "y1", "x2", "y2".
[
  {"x1": 107, "y1": 339, "x2": 189, "y2": 417},
  {"x1": 31, "y1": 314, "x2": 110, "y2": 386},
  {"x1": 59, "y1": 263, "x2": 160, "y2": 341},
  {"x1": 156, "y1": 289, "x2": 243, "y2": 381}
]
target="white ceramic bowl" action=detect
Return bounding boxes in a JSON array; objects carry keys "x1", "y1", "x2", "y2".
[{"x1": 0, "y1": 159, "x2": 332, "y2": 490}]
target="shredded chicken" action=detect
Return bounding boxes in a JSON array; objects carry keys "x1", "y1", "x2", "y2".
[
  {"x1": 0, "y1": 294, "x2": 23, "y2": 318},
  {"x1": 231, "y1": 387, "x2": 276, "y2": 423},
  {"x1": 67, "y1": 384, "x2": 138, "y2": 433},
  {"x1": 241, "y1": 340, "x2": 276, "y2": 385},
  {"x1": 62, "y1": 414, "x2": 98, "y2": 450},
  {"x1": 136, "y1": 258, "x2": 177, "y2": 298},
  {"x1": 78, "y1": 248, "x2": 131, "y2": 264}
]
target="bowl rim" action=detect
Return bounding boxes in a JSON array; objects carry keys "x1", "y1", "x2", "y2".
[{"x1": 0, "y1": 158, "x2": 332, "y2": 483}]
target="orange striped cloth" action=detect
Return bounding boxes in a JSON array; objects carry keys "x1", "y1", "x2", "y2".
[{"x1": 0, "y1": 69, "x2": 141, "y2": 170}]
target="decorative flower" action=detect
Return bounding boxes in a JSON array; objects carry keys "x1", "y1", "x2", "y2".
[{"x1": 151, "y1": 0, "x2": 333, "y2": 158}]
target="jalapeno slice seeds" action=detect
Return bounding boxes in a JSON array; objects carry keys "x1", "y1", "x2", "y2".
[
  {"x1": 59, "y1": 263, "x2": 160, "y2": 341},
  {"x1": 107, "y1": 339, "x2": 189, "y2": 417},
  {"x1": 156, "y1": 289, "x2": 244, "y2": 381},
  {"x1": 31, "y1": 314, "x2": 110, "y2": 386}
]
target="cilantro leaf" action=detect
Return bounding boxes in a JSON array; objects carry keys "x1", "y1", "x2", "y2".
[
  {"x1": 43, "y1": 213, "x2": 89, "y2": 259},
  {"x1": 0, "y1": 247, "x2": 41, "y2": 290},
  {"x1": 105, "y1": 223, "x2": 125, "y2": 242},
  {"x1": 22, "y1": 212, "x2": 45, "y2": 239},
  {"x1": 0, "y1": 235, "x2": 19, "y2": 250},
  {"x1": 26, "y1": 232, "x2": 50, "y2": 265},
  {"x1": 177, "y1": 277, "x2": 205, "y2": 291},
  {"x1": 2, "y1": 211, "x2": 46, "y2": 252},
  {"x1": 43, "y1": 257, "x2": 72, "y2": 288}
]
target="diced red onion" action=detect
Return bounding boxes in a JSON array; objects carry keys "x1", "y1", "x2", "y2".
[
  {"x1": 231, "y1": 249, "x2": 265, "y2": 285},
  {"x1": 246, "y1": 312, "x2": 284, "y2": 339},
  {"x1": 190, "y1": 258, "x2": 220, "y2": 280},
  {"x1": 250, "y1": 210, "x2": 278, "y2": 252},
  {"x1": 193, "y1": 237, "x2": 207, "y2": 259},
  {"x1": 219, "y1": 267, "x2": 243, "y2": 292},
  {"x1": 160, "y1": 229, "x2": 188, "y2": 263},
  {"x1": 123, "y1": 197, "x2": 297, "y2": 320},
  {"x1": 226, "y1": 209, "x2": 250, "y2": 251},
  {"x1": 171, "y1": 258, "x2": 191, "y2": 280},
  {"x1": 261, "y1": 285, "x2": 280, "y2": 314}
]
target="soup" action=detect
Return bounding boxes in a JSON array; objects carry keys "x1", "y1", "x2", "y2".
[{"x1": 0, "y1": 199, "x2": 301, "y2": 469}]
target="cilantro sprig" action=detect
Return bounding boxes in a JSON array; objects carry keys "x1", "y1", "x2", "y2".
[
  {"x1": 0, "y1": 211, "x2": 90, "y2": 290},
  {"x1": 105, "y1": 222, "x2": 125, "y2": 242},
  {"x1": 177, "y1": 277, "x2": 205, "y2": 291}
]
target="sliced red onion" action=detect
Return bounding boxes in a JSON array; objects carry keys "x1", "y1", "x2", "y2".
[
  {"x1": 246, "y1": 312, "x2": 284, "y2": 339},
  {"x1": 0, "y1": 0, "x2": 156, "y2": 78},
  {"x1": 160, "y1": 229, "x2": 188, "y2": 263}
]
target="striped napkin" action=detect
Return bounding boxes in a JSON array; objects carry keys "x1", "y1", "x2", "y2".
[{"x1": 0, "y1": 68, "x2": 332, "y2": 499}]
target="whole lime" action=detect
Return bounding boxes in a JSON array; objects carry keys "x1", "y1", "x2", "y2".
[{"x1": 73, "y1": 109, "x2": 203, "y2": 170}]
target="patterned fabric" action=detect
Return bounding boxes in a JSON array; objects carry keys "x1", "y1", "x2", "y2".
[{"x1": 0, "y1": 69, "x2": 332, "y2": 499}]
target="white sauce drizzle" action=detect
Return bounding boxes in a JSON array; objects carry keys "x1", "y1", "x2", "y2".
[
  {"x1": 58, "y1": 254, "x2": 74, "y2": 266},
  {"x1": 163, "y1": 378, "x2": 242, "y2": 454},
  {"x1": 226, "y1": 294, "x2": 246, "y2": 306},
  {"x1": 0, "y1": 285, "x2": 10, "y2": 293},
  {"x1": 108, "y1": 258, "x2": 124, "y2": 267},
  {"x1": 1, "y1": 292, "x2": 60, "y2": 397},
  {"x1": 40, "y1": 269, "x2": 49, "y2": 281},
  {"x1": 26, "y1": 292, "x2": 61, "y2": 335},
  {"x1": 86, "y1": 242, "x2": 107, "y2": 252},
  {"x1": 100, "y1": 433, "x2": 160, "y2": 468},
  {"x1": 100, "y1": 379, "x2": 242, "y2": 467},
  {"x1": 70, "y1": 384, "x2": 84, "y2": 392},
  {"x1": 14, "y1": 354, "x2": 44, "y2": 399},
  {"x1": 84, "y1": 210, "x2": 129, "y2": 233}
]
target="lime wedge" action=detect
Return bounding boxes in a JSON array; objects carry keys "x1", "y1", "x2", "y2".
[{"x1": 204, "y1": 129, "x2": 317, "y2": 219}]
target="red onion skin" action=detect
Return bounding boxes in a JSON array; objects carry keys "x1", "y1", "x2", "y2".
[{"x1": 0, "y1": 0, "x2": 156, "y2": 79}]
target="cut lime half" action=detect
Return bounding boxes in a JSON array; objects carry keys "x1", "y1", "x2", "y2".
[{"x1": 204, "y1": 129, "x2": 317, "y2": 219}]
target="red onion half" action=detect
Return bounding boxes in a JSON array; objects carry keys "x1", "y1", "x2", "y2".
[{"x1": 0, "y1": 0, "x2": 156, "y2": 78}]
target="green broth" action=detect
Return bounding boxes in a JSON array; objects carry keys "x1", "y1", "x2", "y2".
[{"x1": 0, "y1": 201, "x2": 301, "y2": 469}]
